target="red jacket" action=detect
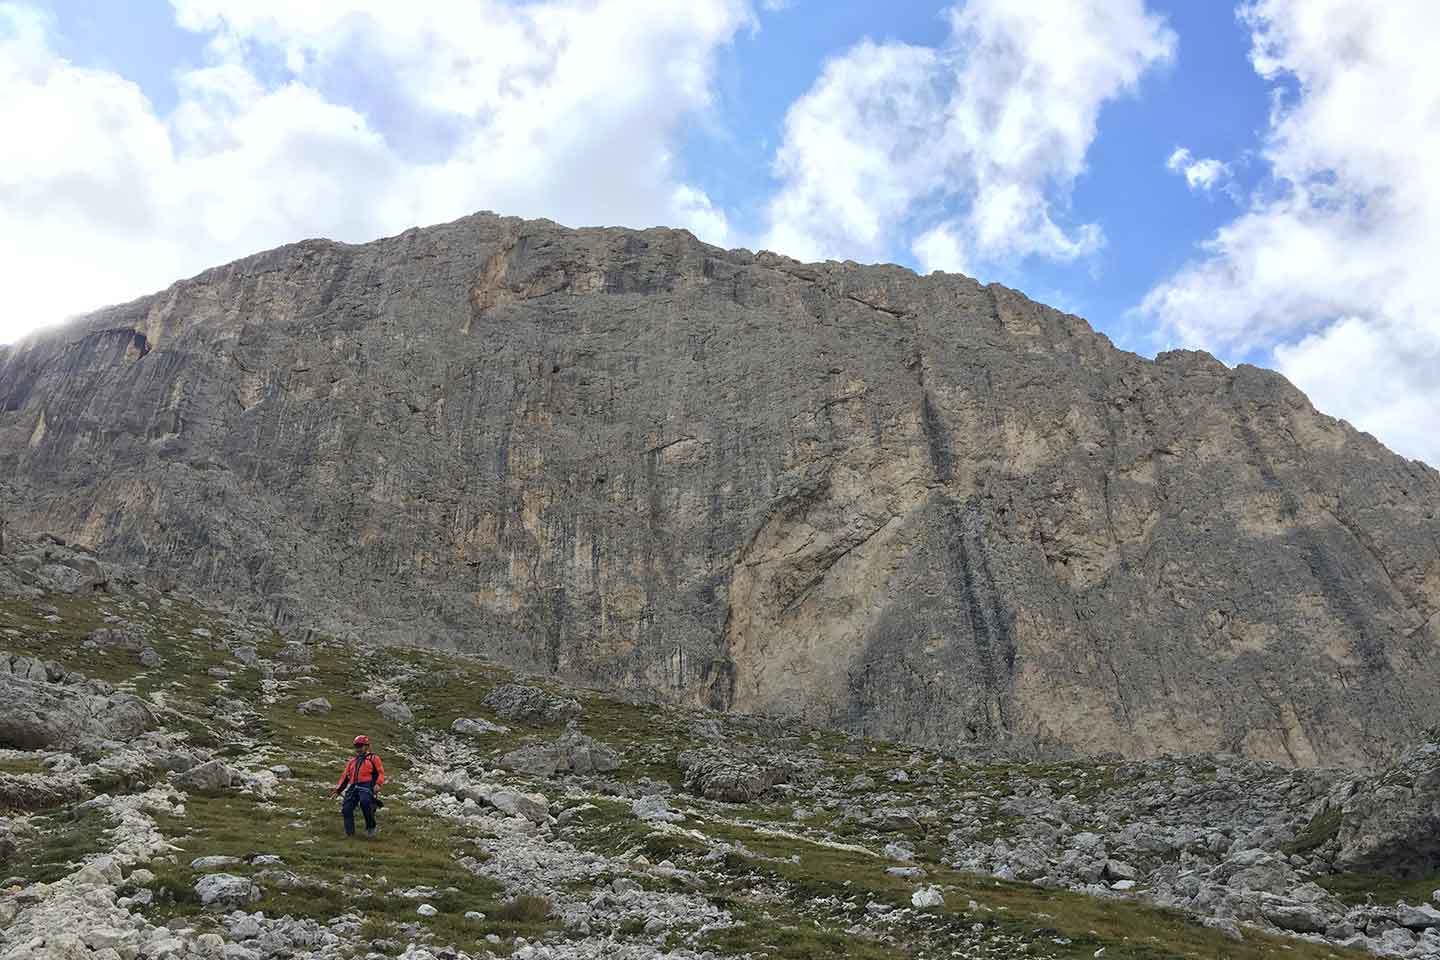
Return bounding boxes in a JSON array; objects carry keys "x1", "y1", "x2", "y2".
[{"x1": 336, "y1": 751, "x2": 386, "y2": 792}]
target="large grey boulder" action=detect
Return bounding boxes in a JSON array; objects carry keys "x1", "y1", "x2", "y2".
[
  {"x1": 991, "y1": 842, "x2": 1050, "y2": 882},
  {"x1": 631, "y1": 795, "x2": 683, "y2": 823},
  {"x1": 3, "y1": 213, "x2": 1439, "y2": 764},
  {"x1": 1396, "y1": 904, "x2": 1440, "y2": 930},
  {"x1": 482, "y1": 684, "x2": 581, "y2": 725},
  {"x1": 420, "y1": 767, "x2": 547, "y2": 824},
  {"x1": 421, "y1": 766, "x2": 479, "y2": 800},
  {"x1": 0, "y1": 672, "x2": 156, "y2": 749},
  {"x1": 0, "y1": 653, "x2": 67, "y2": 684},
  {"x1": 376, "y1": 700, "x2": 414, "y2": 723},
  {"x1": 1103, "y1": 859, "x2": 1139, "y2": 882},
  {"x1": 175, "y1": 759, "x2": 237, "y2": 795},
  {"x1": 72, "y1": 855, "x2": 124, "y2": 887},
  {"x1": 194, "y1": 873, "x2": 261, "y2": 906},
  {"x1": 485, "y1": 786, "x2": 549, "y2": 824},
  {"x1": 1263, "y1": 900, "x2": 1329, "y2": 934},
  {"x1": 1215, "y1": 849, "x2": 1294, "y2": 895},
  {"x1": 676, "y1": 748, "x2": 790, "y2": 803},
  {"x1": 911, "y1": 887, "x2": 944, "y2": 910},
  {"x1": 1332, "y1": 737, "x2": 1440, "y2": 876},
  {"x1": 498, "y1": 727, "x2": 619, "y2": 776},
  {"x1": 451, "y1": 717, "x2": 510, "y2": 737},
  {"x1": 87, "y1": 627, "x2": 142, "y2": 650},
  {"x1": 1, "y1": 543, "x2": 113, "y2": 595}
]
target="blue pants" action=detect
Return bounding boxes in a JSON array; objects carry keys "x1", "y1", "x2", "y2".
[{"x1": 342, "y1": 785, "x2": 376, "y2": 835}]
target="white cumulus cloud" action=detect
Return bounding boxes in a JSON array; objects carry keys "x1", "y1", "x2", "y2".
[
  {"x1": 912, "y1": 223, "x2": 971, "y2": 276},
  {"x1": 1139, "y1": 0, "x2": 1440, "y2": 465},
  {"x1": 0, "y1": 0, "x2": 754, "y2": 343},
  {"x1": 1165, "y1": 147, "x2": 1230, "y2": 192},
  {"x1": 762, "y1": 0, "x2": 1175, "y2": 272}
]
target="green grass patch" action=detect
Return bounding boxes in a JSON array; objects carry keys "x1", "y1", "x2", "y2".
[
  {"x1": 0, "y1": 757, "x2": 47, "y2": 776},
  {"x1": 148, "y1": 782, "x2": 553, "y2": 947},
  {"x1": 0, "y1": 592, "x2": 257, "y2": 695},
  {"x1": 2, "y1": 805, "x2": 113, "y2": 883},
  {"x1": 700, "y1": 904, "x2": 897, "y2": 960},
  {"x1": 0, "y1": 588, "x2": 1384, "y2": 960},
  {"x1": 558, "y1": 798, "x2": 667, "y2": 858},
  {"x1": 1317, "y1": 870, "x2": 1440, "y2": 907},
  {"x1": 692, "y1": 815, "x2": 1371, "y2": 960},
  {"x1": 491, "y1": 893, "x2": 552, "y2": 924}
]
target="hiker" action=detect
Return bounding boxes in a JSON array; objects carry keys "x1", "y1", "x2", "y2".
[{"x1": 333, "y1": 734, "x2": 386, "y2": 838}]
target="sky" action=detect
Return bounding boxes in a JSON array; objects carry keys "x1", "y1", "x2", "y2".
[{"x1": 2, "y1": 0, "x2": 1438, "y2": 465}]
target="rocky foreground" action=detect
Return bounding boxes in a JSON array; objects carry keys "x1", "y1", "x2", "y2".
[{"x1": 1, "y1": 537, "x2": 1438, "y2": 960}]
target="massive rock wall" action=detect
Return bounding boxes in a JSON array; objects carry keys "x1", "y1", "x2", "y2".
[{"x1": 2, "y1": 212, "x2": 1437, "y2": 766}]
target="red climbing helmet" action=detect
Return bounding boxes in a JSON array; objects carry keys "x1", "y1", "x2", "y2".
[{"x1": 353, "y1": 735, "x2": 371, "y2": 747}]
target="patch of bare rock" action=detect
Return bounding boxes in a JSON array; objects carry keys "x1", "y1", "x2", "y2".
[
  {"x1": 499, "y1": 725, "x2": 619, "y2": 777},
  {"x1": 482, "y1": 685, "x2": 582, "y2": 726},
  {"x1": 0, "y1": 656, "x2": 155, "y2": 751}
]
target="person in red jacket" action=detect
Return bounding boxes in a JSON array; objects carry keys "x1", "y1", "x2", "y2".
[{"x1": 333, "y1": 735, "x2": 386, "y2": 838}]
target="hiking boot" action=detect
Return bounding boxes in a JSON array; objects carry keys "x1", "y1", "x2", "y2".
[{"x1": 365, "y1": 826, "x2": 379, "y2": 839}]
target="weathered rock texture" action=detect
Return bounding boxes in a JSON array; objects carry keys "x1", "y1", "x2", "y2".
[
  {"x1": 0, "y1": 671, "x2": 156, "y2": 750},
  {"x1": 1332, "y1": 736, "x2": 1440, "y2": 876},
  {"x1": 2, "y1": 212, "x2": 1438, "y2": 766}
]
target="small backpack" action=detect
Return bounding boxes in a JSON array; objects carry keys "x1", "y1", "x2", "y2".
[{"x1": 355, "y1": 752, "x2": 381, "y2": 786}]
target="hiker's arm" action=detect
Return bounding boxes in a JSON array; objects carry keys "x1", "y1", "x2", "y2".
[
  {"x1": 333, "y1": 761, "x2": 351, "y2": 795},
  {"x1": 373, "y1": 756, "x2": 386, "y2": 791}
]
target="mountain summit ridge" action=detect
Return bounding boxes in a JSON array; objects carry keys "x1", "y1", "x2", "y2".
[{"x1": 2, "y1": 211, "x2": 1437, "y2": 767}]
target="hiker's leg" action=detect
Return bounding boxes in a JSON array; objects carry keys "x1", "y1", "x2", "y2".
[
  {"x1": 341, "y1": 791, "x2": 357, "y2": 835},
  {"x1": 360, "y1": 790, "x2": 377, "y2": 832}
]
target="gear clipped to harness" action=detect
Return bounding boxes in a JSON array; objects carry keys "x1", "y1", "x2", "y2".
[{"x1": 333, "y1": 734, "x2": 386, "y2": 837}]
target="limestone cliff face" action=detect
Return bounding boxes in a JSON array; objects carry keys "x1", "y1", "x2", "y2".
[{"x1": 2, "y1": 212, "x2": 1437, "y2": 766}]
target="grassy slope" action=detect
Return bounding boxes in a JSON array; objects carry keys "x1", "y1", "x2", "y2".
[{"x1": 0, "y1": 590, "x2": 1376, "y2": 960}]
